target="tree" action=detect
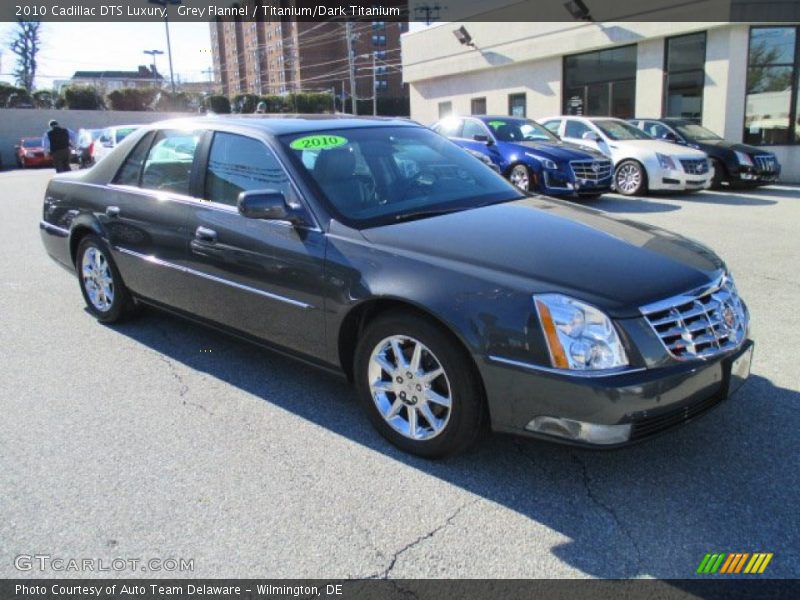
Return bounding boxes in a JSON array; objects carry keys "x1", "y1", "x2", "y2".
[
  {"x1": 106, "y1": 88, "x2": 158, "y2": 111},
  {"x1": 9, "y1": 21, "x2": 42, "y2": 93},
  {"x1": 62, "y1": 85, "x2": 103, "y2": 110}
]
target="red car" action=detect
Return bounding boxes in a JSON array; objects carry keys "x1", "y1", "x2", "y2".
[{"x1": 15, "y1": 137, "x2": 53, "y2": 168}]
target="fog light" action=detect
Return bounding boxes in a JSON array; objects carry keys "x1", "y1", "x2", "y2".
[{"x1": 525, "y1": 416, "x2": 631, "y2": 444}]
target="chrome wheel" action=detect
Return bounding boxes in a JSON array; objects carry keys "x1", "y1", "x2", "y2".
[
  {"x1": 509, "y1": 165, "x2": 530, "y2": 191},
  {"x1": 615, "y1": 162, "x2": 642, "y2": 195},
  {"x1": 367, "y1": 335, "x2": 452, "y2": 441},
  {"x1": 81, "y1": 246, "x2": 115, "y2": 312}
]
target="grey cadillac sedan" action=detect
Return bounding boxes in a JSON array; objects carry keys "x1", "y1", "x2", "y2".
[{"x1": 40, "y1": 116, "x2": 752, "y2": 457}]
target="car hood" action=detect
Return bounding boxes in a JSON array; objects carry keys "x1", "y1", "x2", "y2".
[
  {"x1": 503, "y1": 141, "x2": 605, "y2": 161},
  {"x1": 693, "y1": 139, "x2": 771, "y2": 156},
  {"x1": 361, "y1": 197, "x2": 724, "y2": 317},
  {"x1": 617, "y1": 139, "x2": 707, "y2": 158}
]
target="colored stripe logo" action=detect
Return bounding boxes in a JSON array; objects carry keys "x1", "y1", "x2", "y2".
[{"x1": 697, "y1": 553, "x2": 773, "y2": 574}]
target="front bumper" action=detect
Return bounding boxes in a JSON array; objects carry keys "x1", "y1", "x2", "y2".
[
  {"x1": 540, "y1": 170, "x2": 612, "y2": 197},
  {"x1": 482, "y1": 339, "x2": 753, "y2": 448},
  {"x1": 648, "y1": 165, "x2": 713, "y2": 191}
]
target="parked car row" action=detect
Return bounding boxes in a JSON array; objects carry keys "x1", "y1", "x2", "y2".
[
  {"x1": 434, "y1": 115, "x2": 781, "y2": 198},
  {"x1": 13, "y1": 124, "x2": 143, "y2": 171}
]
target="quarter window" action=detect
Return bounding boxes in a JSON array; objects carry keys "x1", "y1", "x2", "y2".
[
  {"x1": 113, "y1": 132, "x2": 154, "y2": 187},
  {"x1": 205, "y1": 132, "x2": 294, "y2": 207},
  {"x1": 140, "y1": 130, "x2": 200, "y2": 196}
]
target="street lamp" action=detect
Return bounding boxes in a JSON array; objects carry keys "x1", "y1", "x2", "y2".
[
  {"x1": 149, "y1": 0, "x2": 182, "y2": 93},
  {"x1": 143, "y1": 49, "x2": 164, "y2": 87}
]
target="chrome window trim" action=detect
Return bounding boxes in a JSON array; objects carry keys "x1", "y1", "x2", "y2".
[
  {"x1": 487, "y1": 355, "x2": 646, "y2": 378},
  {"x1": 114, "y1": 247, "x2": 313, "y2": 310}
]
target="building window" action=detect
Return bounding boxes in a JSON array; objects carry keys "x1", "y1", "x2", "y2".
[
  {"x1": 374, "y1": 50, "x2": 387, "y2": 59},
  {"x1": 438, "y1": 101, "x2": 453, "y2": 118},
  {"x1": 372, "y1": 21, "x2": 385, "y2": 30},
  {"x1": 564, "y1": 45, "x2": 637, "y2": 118},
  {"x1": 508, "y1": 93, "x2": 526, "y2": 117},
  {"x1": 372, "y1": 34, "x2": 386, "y2": 46},
  {"x1": 374, "y1": 79, "x2": 388, "y2": 91},
  {"x1": 664, "y1": 32, "x2": 706, "y2": 119},
  {"x1": 745, "y1": 26, "x2": 798, "y2": 145},
  {"x1": 471, "y1": 97, "x2": 487, "y2": 115}
]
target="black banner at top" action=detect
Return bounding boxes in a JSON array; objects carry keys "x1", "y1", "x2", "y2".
[{"x1": 2, "y1": 0, "x2": 800, "y2": 23}]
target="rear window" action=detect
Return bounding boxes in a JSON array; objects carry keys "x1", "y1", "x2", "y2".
[
  {"x1": 22, "y1": 139, "x2": 40, "y2": 148},
  {"x1": 280, "y1": 126, "x2": 520, "y2": 228},
  {"x1": 115, "y1": 127, "x2": 137, "y2": 144}
]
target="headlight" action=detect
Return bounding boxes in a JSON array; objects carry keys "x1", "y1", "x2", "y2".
[
  {"x1": 656, "y1": 153, "x2": 677, "y2": 170},
  {"x1": 735, "y1": 151, "x2": 754, "y2": 166},
  {"x1": 533, "y1": 294, "x2": 629, "y2": 371},
  {"x1": 525, "y1": 153, "x2": 558, "y2": 170}
]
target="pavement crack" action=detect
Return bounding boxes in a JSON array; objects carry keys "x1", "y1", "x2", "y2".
[
  {"x1": 155, "y1": 354, "x2": 213, "y2": 415},
  {"x1": 371, "y1": 499, "x2": 477, "y2": 579},
  {"x1": 571, "y1": 452, "x2": 642, "y2": 574}
]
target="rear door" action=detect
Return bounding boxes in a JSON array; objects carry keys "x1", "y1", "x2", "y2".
[
  {"x1": 181, "y1": 130, "x2": 327, "y2": 361},
  {"x1": 106, "y1": 128, "x2": 200, "y2": 309}
]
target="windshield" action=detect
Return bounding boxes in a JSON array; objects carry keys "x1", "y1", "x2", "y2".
[
  {"x1": 594, "y1": 120, "x2": 653, "y2": 141},
  {"x1": 22, "y1": 139, "x2": 41, "y2": 148},
  {"x1": 674, "y1": 123, "x2": 723, "y2": 141},
  {"x1": 484, "y1": 118, "x2": 558, "y2": 143},
  {"x1": 280, "y1": 126, "x2": 522, "y2": 228}
]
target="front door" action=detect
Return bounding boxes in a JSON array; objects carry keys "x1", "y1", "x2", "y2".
[{"x1": 181, "y1": 131, "x2": 327, "y2": 361}]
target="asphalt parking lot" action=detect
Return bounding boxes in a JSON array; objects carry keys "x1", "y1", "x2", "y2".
[{"x1": 1, "y1": 169, "x2": 798, "y2": 580}]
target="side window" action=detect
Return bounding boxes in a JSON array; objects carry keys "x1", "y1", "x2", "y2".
[
  {"x1": 435, "y1": 118, "x2": 463, "y2": 138},
  {"x1": 565, "y1": 120, "x2": 592, "y2": 139},
  {"x1": 205, "y1": 132, "x2": 294, "y2": 207},
  {"x1": 542, "y1": 120, "x2": 562, "y2": 135},
  {"x1": 112, "y1": 132, "x2": 154, "y2": 187},
  {"x1": 644, "y1": 121, "x2": 670, "y2": 139},
  {"x1": 140, "y1": 130, "x2": 200, "y2": 196},
  {"x1": 461, "y1": 119, "x2": 488, "y2": 140}
]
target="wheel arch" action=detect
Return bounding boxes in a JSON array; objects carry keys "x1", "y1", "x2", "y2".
[
  {"x1": 68, "y1": 217, "x2": 104, "y2": 266},
  {"x1": 616, "y1": 157, "x2": 649, "y2": 190}
]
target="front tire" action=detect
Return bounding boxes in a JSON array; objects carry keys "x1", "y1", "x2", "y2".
[
  {"x1": 76, "y1": 235, "x2": 136, "y2": 323},
  {"x1": 354, "y1": 311, "x2": 485, "y2": 458},
  {"x1": 614, "y1": 160, "x2": 647, "y2": 196},
  {"x1": 508, "y1": 164, "x2": 532, "y2": 192}
]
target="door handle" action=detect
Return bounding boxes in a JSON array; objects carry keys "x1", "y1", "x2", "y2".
[
  {"x1": 195, "y1": 226, "x2": 217, "y2": 243},
  {"x1": 106, "y1": 206, "x2": 120, "y2": 218}
]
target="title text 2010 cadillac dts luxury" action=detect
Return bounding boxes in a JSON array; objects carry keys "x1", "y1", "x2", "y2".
[{"x1": 40, "y1": 116, "x2": 753, "y2": 457}]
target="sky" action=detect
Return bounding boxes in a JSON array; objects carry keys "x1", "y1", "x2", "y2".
[{"x1": 0, "y1": 22, "x2": 213, "y2": 89}]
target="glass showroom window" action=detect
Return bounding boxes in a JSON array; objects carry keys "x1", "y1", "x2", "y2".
[
  {"x1": 564, "y1": 45, "x2": 637, "y2": 118},
  {"x1": 744, "y1": 26, "x2": 798, "y2": 145},
  {"x1": 471, "y1": 97, "x2": 487, "y2": 115},
  {"x1": 664, "y1": 32, "x2": 707, "y2": 119},
  {"x1": 508, "y1": 93, "x2": 526, "y2": 117}
]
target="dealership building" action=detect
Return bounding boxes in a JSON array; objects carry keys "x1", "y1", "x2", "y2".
[{"x1": 401, "y1": 20, "x2": 800, "y2": 181}]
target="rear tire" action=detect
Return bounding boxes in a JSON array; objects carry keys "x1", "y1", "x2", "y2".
[
  {"x1": 354, "y1": 311, "x2": 485, "y2": 458},
  {"x1": 76, "y1": 235, "x2": 137, "y2": 323},
  {"x1": 710, "y1": 158, "x2": 726, "y2": 190}
]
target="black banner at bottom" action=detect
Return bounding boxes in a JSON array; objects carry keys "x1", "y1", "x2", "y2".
[{"x1": 2, "y1": 579, "x2": 798, "y2": 600}]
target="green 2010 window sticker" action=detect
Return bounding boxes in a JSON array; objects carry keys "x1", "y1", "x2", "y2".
[
  {"x1": 289, "y1": 135, "x2": 349, "y2": 151},
  {"x1": 487, "y1": 120, "x2": 506, "y2": 129}
]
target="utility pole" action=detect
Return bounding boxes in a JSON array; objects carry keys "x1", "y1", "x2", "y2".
[
  {"x1": 372, "y1": 52, "x2": 377, "y2": 116},
  {"x1": 331, "y1": 86, "x2": 336, "y2": 113},
  {"x1": 143, "y1": 49, "x2": 164, "y2": 88},
  {"x1": 345, "y1": 21, "x2": 358, "y2": 115}
]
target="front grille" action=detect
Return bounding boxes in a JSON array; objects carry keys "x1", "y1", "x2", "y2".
[
  {"x1": 679, "y1": 158, "x2": 709, "y2": 175},
  {"x1": 640, "y1": 275, "x2": 748, "y2": 361},
  {"x1": 629, "y1": 389, "x2": 726, "y2": 441},
  {"x1": 754, "y1": 154, "x2": 778, "y2": 173},
  {"x1": 570, "y1": 159, "x2": 612, "y2": 182}
]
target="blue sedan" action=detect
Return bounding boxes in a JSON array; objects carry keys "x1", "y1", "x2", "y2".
[{"x1": 433, "y1": 115, "x2": 613, "y2": 199}]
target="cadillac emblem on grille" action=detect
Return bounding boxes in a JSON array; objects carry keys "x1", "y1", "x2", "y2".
[
  {"x1": 591, "y1": 162, "x2": 601, "y2": 173},
  {"x1": 639, "y1": 274, "x2": 748, "y2": 360}
]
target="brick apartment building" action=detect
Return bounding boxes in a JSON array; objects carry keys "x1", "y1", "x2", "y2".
[{"x1": 209, "y1": 1, "x2": 407, "y2": 108}]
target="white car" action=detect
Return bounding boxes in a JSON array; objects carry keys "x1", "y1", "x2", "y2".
[
  {"x1": 538, "y1": 116, "x2": 713, "y2": 196},
  {"x1": 92, "y1": 125, "x2": 142, "y2": 163}
]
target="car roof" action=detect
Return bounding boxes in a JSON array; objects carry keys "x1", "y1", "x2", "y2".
[{"x1": 151, "y1": 114, "x2": 418, "y2": 136}]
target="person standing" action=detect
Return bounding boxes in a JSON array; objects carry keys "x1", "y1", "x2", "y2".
[{"x1": 43, "y1": 120, "x2": 72, "y2": 173}]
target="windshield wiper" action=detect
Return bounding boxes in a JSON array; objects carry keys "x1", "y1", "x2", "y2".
[{"x1": 392, "y1": 207, "x2": 465, "y2": 224}]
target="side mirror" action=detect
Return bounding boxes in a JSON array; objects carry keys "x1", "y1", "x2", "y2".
[
  {"x1": 238, "y1": 189, "x2": 298, "y2": 223},
  {"x1": 581, "y1": 131, "x2": 600, "y2": 142},
  {"x1": 473, "y1": 134, "x2": 493, "y2": 145}
]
